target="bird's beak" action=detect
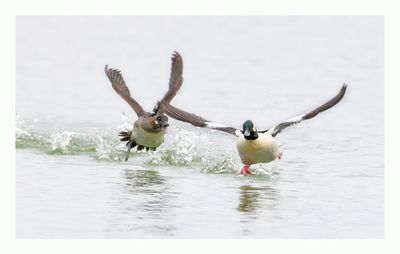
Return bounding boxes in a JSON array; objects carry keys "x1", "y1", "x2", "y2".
[
  {"x1": 243, "y1": 129, "x2": 251, "y2": 137},
  {"x1": 157, "y1": 119, "x2": 169, "y2": 128}
]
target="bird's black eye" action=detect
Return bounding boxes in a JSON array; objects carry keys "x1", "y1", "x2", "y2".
[{"x1": 156, "y1": 116, "x2": 162, "y2": 121}]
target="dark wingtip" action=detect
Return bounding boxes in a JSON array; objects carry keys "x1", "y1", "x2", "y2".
[
  {"x1": 333, "y1": 83, "x2": 348, "y2": 104},
  {"x1": 172, "y1": 51, "x2": 181, "y2": 59},
  {"x1": 339, "y1": 83, "x2": 348, "y2": 98}
]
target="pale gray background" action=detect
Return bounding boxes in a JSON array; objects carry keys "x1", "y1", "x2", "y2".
[{"x1": 16, "y1": 16, "x2": 383, "y2": 238}]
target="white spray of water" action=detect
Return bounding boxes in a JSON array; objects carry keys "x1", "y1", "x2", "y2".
[
  {"x1": 15, "y1": 115, "x2": 283, "y2": 175},
  {"x1": 15, "y1": 115, "x2": 32, "y2": 138},
  {"x1": 146, "y1": 127, "x2": 202, "y2": 166},
  {"x1": 201, "y1": 154, "x2": 239, "y2": 174},
  {"x1": 49, "y1": 131, "x2": 79, "y2": 153},
  {"x1": 251, "y1": 162, "x2": 280, "y2": 177},
  {"x1": 90, "y1": 128, "x2": 122, "y2": 161},
  {"x1": 117, "y1": 112, "x2": 134, "y2": 131}
]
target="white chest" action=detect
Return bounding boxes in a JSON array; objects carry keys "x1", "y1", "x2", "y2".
[{"x1": 236, "y1": 133, "x2": 278, "y2": 165}]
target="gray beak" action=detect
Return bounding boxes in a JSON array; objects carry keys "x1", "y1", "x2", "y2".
[{"x1": 243, "y1": 129, "x2": 251, "y2": 137}]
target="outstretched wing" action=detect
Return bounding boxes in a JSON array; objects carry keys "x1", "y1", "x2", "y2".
[
  {"x1": 156, "y1": 51, "x2": 184, "y2": 115},
  {"x1": 105, "y1": 65, "x2": 147, "y2": 117},
  {"x1": 260, "y1": 84, "x2": 348, "y2": 137},
  {"x1": 160, "y1": 101, "x2": 239, "y2": 136},
  {"x1": 161, "y1": 51, "x2": 184, "y2": 104}
]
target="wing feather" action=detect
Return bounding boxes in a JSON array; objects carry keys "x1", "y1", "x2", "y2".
[
  {"x1": 160, "y1": 101, "x2": 238, "y2": 136},
  {"x1": 161, "y1": 51, "x2": 184, "y2": 104},
  {"x1": 104, "y1": 65, "x2": 147, "y2": 117},
  {"x1": 262, "y1": 84, "x2": 348, "y2": 137},
  {"x1": 154, "y1": 51, "x2": 184, "y2": 115}
]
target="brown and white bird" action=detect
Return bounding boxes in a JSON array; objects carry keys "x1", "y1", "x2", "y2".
[
  {"x1": 160, "y1": 84, "x2": 347, "y2": 175},
  {"x1": 105, "y1": 51, "x2": 183, "y2": 161}
]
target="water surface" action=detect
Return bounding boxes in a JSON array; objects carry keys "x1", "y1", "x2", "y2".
[{"x1": 16, "y1": 16, "x2": 384, "y2": 238}]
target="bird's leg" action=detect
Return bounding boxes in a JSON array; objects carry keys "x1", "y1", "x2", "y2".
[
  {"x1": 125, "y1": 140, "x2": 136, "y2": 162},
  {"x1": 277, "y1": 151, "x2": 283, "y2": 160},
  {"x1": 239, "y1": 165, "x2": 253, "y2": 176}
]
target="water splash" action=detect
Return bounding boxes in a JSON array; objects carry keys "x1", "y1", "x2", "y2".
[
  {"x1": 251, "y1": 162, "x2": 281, "y2": 177},
  {"x1": 16, "y1": 116, "x2": 204, "y2": 165},
  {"x1": 202, "y1": 154, "x2": 281, "y2": 177},
  {"x1": 16, "y1": 116, "x2": 123, "y2": 159},
  {"x1": 16, "y1": 115, "x2": 49, "y2": 150},
  {"x1": 146, "y1": 128, "x2": 203, "y2": 166},
  {"x1": 16, "y1": 116, "x2": 282, "y2": 173},
  {"x1": 117, "y1": 112, "x2": 134, "y2": 131},
  {"x1": 15, "y1": 115, "x2": 32, "y2": 137},
  {"x1": 49, "y1": 131, "x2": 81, "y2": 154},
  {"x1": 92, "y1": 131, "x2": 124, "y2": 161},
  {"x1": 201, "y1": 155, "x2": 239, "y2": 174}
]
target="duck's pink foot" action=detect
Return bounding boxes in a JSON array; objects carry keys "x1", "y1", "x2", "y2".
[
  {"x1": 239, "y1": 165, "x2": 253, "y2": 176},
  {"x1": 277, "y1": 151, "x2": 283, "y2": 160}
]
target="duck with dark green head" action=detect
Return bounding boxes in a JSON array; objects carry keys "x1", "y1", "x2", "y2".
[
  {"x1": 236, "y1": 119, "x2": 280, "y2": 175},
  {"x1": 160, "y1": 84, "x2": 347, "y2": 175},
  {"x1": 242, "y1": 120, "x2": 258, "y2": 140}
]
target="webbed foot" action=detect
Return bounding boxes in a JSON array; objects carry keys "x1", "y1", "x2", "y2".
[{"x1": 238, "y1": 165, "x2": 253, "y2": 176}]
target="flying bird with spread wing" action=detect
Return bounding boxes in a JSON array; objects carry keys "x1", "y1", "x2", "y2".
[
  {"x1": 105, "y1": 51, "x2": 183, "y2": 161},
  {"x1": 160, "y1": 83, "x2": 347, "y2": 175}
]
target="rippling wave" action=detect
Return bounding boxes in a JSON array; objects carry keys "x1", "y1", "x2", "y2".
[
  {"x1": 201, "y1": 155, "x2": 280, "y2": 177},
  {"x1": 16, "y1": 115, "x2": 205, "y2": 165},
  {"x1": 16, "y1": 116, "x2": 124, "y2": 159},
  {"x1": 16, "y1": 115, "x2": 278, "y2": 176}
]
